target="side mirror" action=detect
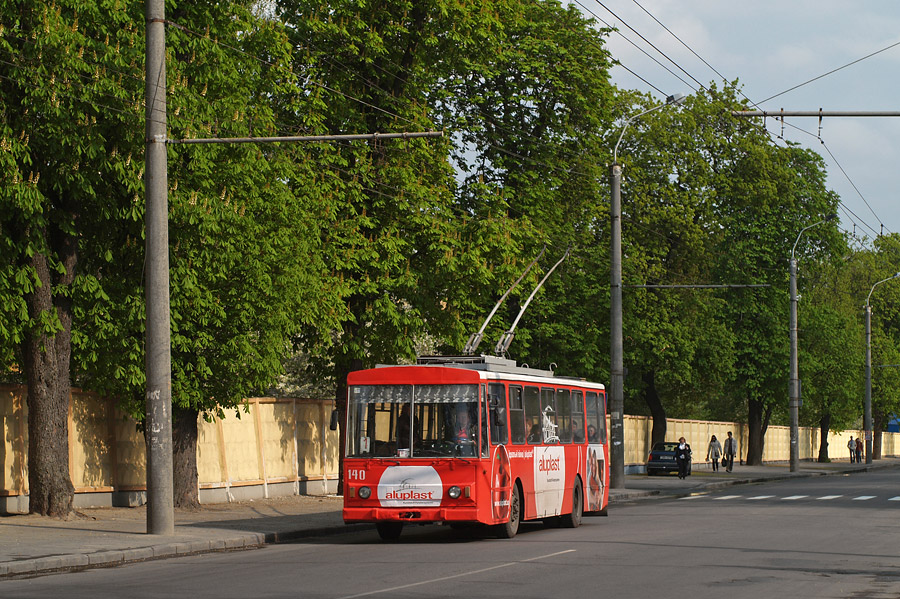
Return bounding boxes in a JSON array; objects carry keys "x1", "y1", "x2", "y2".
[{"x1": 329, "y1": 408, "x2": 339, "y2": 431}]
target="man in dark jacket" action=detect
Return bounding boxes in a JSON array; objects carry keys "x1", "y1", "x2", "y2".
[{"x1": 675, "y1": 437, "x2": 692, "y2": 479}]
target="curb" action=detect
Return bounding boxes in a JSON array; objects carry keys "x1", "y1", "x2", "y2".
[{"x1": 0, "y1": 522, "x2": 376, "y2": 579}]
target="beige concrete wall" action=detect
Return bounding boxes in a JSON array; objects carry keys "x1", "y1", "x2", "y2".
[
  {"x1": 1, "y1": 386, "x2": 338, "y2": 507},
  {"x1": 624, "y1": 415, "x2": 896, "y2": 466}
]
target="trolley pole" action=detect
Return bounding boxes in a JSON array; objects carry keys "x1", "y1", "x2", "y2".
[{"x1": 145, "y1": 0, "x2": 174, "y2": 535}]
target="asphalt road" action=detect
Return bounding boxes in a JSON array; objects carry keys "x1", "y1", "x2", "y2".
[{"x1": 4, "y1": 470, "x2": 899, "y2": 599}]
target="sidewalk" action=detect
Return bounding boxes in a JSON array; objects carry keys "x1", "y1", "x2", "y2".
[{"x1": 3, "y1": 458, "x2": 897, "y2": 578}]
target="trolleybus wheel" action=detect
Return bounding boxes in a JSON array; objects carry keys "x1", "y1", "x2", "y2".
[
  {"x1": 561, "y1": 479, "x2": 583, "y2": 528},
  {"x1": 376, "y1": 522, "x2": 404, "y2": 541},
  {"x1": 496, "y1": 483, "x2": 521, "y2": 539}
]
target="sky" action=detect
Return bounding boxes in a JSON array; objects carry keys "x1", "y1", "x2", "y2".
[{"x1": 579, "y1": 0, "x2": 900, "y2": 242}]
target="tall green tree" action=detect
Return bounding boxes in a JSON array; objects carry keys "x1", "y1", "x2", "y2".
[
  {"x1": 87, "y1": 1, "x2": 346, "y2": 507},
  {"x1": 800, "y1": 253, "x2": 862, "y2": 461},
  {"x1": 1, "y1": 0, "x2": 346, "y2": 512},
  {"x1": 606, "y1": 89, "x2": 736, "y2": 446},
  {"x1": 710, "y1": 117, "x2": 841, "y2": 463},
  {"x1": 865, "y1": 234, "x2": 900, "y2": 458},
  {"x1": 437, "y1": 0, "x2": 615, "y2": 373},
  {"x1": 278, "y1": 0, "x2": 615, "y2": 494},
  {"x1": 0, "y1": 0, "x2": 146, "y2": 516}
]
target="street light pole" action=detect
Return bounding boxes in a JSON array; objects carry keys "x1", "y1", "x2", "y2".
[
  {"x1": 865, "y1": 272, "x2": 900, "y2": 465},
  {"x1": 788, "y1": 215, "x2": 834, "y2": 472},
  {"x1": 609, "y1": 94, "x2": 684, "y2": 489}
]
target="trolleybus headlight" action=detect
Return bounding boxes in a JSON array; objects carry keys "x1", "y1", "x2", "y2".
[
  {"x1": 448, "y1": 485, "x2": 462, "y2": 499},
  {"x1": 358, "y1": 486, "x2": 372, "y2": 499}
]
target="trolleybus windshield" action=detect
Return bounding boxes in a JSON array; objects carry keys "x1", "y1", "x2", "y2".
[{"x1": 347, "y1": 383, "x2": 482, "y2": 459}]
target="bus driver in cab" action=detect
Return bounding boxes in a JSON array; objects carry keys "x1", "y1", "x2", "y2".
[{"x1": 453, "y1": 407, "x2": 476, "y2": 442}]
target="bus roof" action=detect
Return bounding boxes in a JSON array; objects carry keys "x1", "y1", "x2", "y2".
[{"x1": 358, "y1": 355, "x2": 605, "y2": 391}]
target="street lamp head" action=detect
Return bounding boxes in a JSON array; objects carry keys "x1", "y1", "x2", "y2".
[
  {"x1": 866, "y1": 272, "x2": 900, "y2": 306},
  {"x1": 613, "y1": 93, "x2": 686, "y2": 163}
]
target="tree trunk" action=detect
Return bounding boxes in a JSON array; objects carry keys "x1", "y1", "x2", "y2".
[
  {"x1": 23, "y1": 243, "x2": 76, "y2": 517},
  {"x1": 746, "y1": 397, "x2": 770, "y2": 465},
  {"x1": 172, "y1": 406, "x2": 200, "y2": 509},
  {"x1": 817, "y1": 412, "x2": 831, "y2": 462},
  {"x1": 642, "y1": 371, "x2": 667, "y2": 447},
  {"x1": 335, "y1": 356, "x2": 363, "y2": 496},
  {"x1": 873, "y1": 406, "x2": 885, "y2": 460}
]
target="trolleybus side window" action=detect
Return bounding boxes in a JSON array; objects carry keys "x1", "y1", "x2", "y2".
[
  {"x1": 597, "y1": 391, "x2": 608, "y2": 443},
  {"x1": 572, "y1": 390, "x2": 585, "y2": 443},
  {"x1": 488, "y1": 383, "x2": 509, "y2": 446},
  {"x1": 509, "y1": 385, "x2": 526, "y2": 444},
  {"x1": 480, "y1": 392, "x2": 490, "y2": 457},
  {"x1": 524, "y1": 386, "x2": 542, "y2": 444},
  {"x1": 541, "y1": 387, "x2": 559, "y2": 443},
  {"x1": 557, "y1": 388, "x2": 572, "y2": 443},
  {"x1": 585, "y1": 390, "x2": 605, "y2": 443}
]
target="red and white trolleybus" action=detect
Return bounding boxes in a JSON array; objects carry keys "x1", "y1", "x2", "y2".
[{"x1": 342, "y1": 354, "x2": 608, "y2": 540}]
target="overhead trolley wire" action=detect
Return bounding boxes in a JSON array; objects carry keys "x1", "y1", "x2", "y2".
[{"x1": 756, "y1": 38, "x2": 900, "y2": 105}]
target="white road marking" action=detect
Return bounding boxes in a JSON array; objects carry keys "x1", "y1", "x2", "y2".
[
  {"x1": 714, "y1": 495, "x2": 743, "y2": 500},
  {"x1": 747, "y1": 495, "x2": 775, "y2": 500},
  {"x1": 337, "y1": 549, "x2": 577, "y2": 599},
  {"x1": 817, "y1": 495, "x2": 843, "y2": 500},
  {"x1": 889, "y1": 496, "x2": 900, "y2": 501},
  {"x1": 782, "y1": 495, "x2": 808, "y2": 500},
  {"x1": 852, "y1": 495, "x2": 876, "y2": 501}
]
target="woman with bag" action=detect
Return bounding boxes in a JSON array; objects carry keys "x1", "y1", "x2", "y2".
[{"x1": 706, "y1": 435, "x2": 723, "y2": 472}]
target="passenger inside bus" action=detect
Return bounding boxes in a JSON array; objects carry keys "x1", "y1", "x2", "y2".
[
  {"x1": 397, "y1": 403, "x2": 418, "y2": 449},
  {"x1": 572, "y1": 420, "x2": 585, "y2": 443},
  {"x1": 587, "y1": 424, "x2": 599, "y2": 443}
]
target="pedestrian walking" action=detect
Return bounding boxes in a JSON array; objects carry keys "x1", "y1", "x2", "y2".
[
  {"x1": 706, "y1": 435, "x2": 723, "y2": 472},
  {"x1": 675, "y1": 437, "x2": 692, "y2": 479},
  {"x1": 723, "y1": 431, "x2": 737, "y2": 472},
  {"x1": 848, "y1": 436, "x2": 855, "y2": 463},
  {"x1": 856, "y1": 437, "x2": 863, "y2": 464}
]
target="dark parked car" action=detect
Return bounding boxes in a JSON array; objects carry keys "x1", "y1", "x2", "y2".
[{"x1": 646, "y1": 441, "x2": 691, "y2": 476}]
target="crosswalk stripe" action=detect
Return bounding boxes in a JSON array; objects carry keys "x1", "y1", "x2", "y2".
[
  {"x1": 853, "y1": 495, "x2": 876, "y2": 501},
  {"x1": 747, "y1": 495, "x2": 775, "y2": 500},
  {"x1": 817, "y1": 495, "x2": 842, "y2": 500},
  {"x1": 714, "y1": 495, "x2": 742, "y2": 500},
  {"x1": 782, "y1": 495, "x2": 808, "y2": 500}
]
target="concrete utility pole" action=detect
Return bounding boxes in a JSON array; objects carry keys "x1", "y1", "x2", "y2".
[
  {"x1": 609, "y1": 94, "x2": 684, "y2": 489},
  {"x1": 145, "y1": 0, "x2": 174, "y2": 535},
  {"x1": 788, "y1": 216, "x2": 834, "y2": 472}
]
